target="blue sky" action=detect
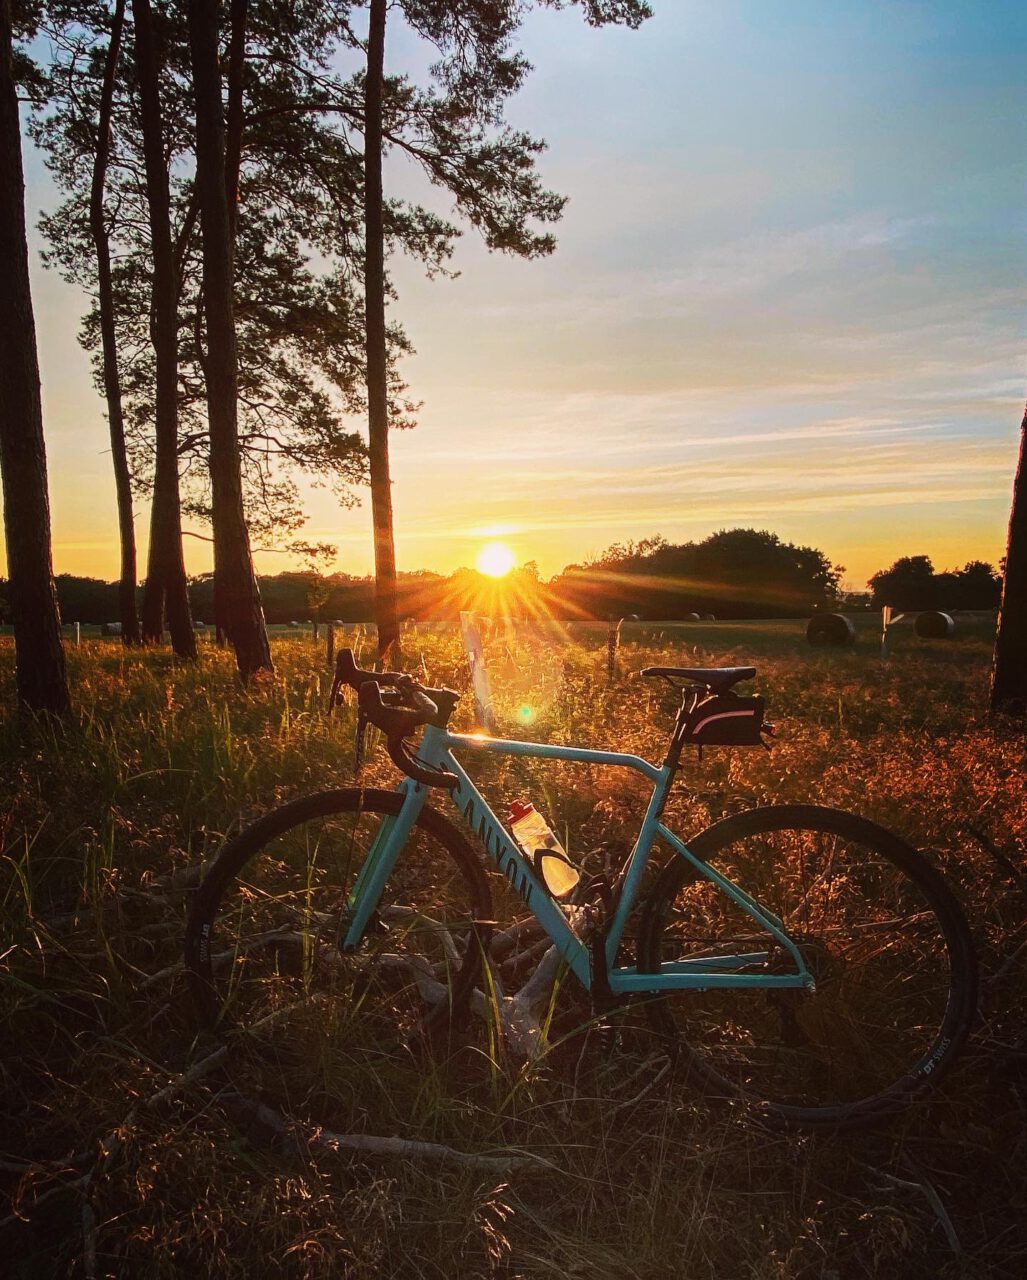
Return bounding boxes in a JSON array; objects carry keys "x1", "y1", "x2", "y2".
[{"x1": 14, "y1": 0, "x2": 1027, "y2": 588}]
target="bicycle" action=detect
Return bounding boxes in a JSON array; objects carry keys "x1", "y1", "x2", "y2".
[{"x1": 185, "y1": 649, "x2": 978, "y2": 1130}]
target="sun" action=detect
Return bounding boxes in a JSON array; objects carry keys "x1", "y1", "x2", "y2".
[{"x1": 476, "y1": 541, "x2": 516, "y2": 578}]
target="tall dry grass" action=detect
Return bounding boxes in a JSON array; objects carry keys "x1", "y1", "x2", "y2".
[{"x1": 1, "y1": 617, "x2": 1024, "y2": 1278}]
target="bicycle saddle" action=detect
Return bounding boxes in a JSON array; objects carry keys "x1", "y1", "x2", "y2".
[{"x1": 640, "y1": 665, "x2": 756, "y2": 694}]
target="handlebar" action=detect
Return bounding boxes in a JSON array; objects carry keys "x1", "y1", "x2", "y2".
[
  {"x1": 331, "y1": 649, "x2": 459, "y2": 790},
  {"x1": 333, "y1": 646, "x2": 405, "y2": 690}
]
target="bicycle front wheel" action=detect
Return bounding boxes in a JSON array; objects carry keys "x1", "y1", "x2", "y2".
[
  {"x1": 637, "y1": 805, "x2": 977, "y2": 1128},
  {"x1": 185, "y1": 788, "x2": 493, "y2": 1122}
]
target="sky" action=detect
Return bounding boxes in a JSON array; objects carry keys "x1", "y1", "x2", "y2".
[{"x1": 11, "y1": 0, "x2": 1027, "y2": 592}]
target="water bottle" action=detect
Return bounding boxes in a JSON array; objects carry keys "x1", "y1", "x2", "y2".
[{"x1": 507, "y1": 799, "x2": 580, "y2": 900}]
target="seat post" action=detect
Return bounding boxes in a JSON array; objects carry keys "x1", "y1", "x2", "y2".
[{"x1": 662, "y1": 684, "x2": 704, "y2": 771}]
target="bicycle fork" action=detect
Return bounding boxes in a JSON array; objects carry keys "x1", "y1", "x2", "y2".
[{"x1": 341, "y1": 779, "x2": 428, "y2": 951}]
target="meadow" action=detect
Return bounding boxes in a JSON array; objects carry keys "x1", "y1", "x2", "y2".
[{"x1": 1, "y1": 615, "x2": 1024, "y2": 1278}]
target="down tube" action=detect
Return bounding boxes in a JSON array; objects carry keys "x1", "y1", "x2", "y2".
[
  {"x1": 342, "y1": 779, "x2": 429, "y2": 950},
  {"x1": 438, "y1": 751, "x2": 593, "y2": 987}
]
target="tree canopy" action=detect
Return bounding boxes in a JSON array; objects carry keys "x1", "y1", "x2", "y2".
[
  {"x1": 868, "y1": 556, "x2": 1001, "y2": 612},
  {"x1": 549, "y1": 529, "x2": 844, "y2": 620}
]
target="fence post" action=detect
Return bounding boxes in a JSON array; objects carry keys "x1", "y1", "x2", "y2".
[
  {"x1": 75, "y1": 621, "x2": 81, "y2": 646},
  {"x1": 607, "y1": 616, "x2": 623, "y2": 682},
  {"x1": 459, "y1": 610, "x2": 497, "y2": 732},
  {"x1": 881, "y1": 606, "x2": 903, "y2": 658},
  {"x1": 326, "y1": 623, "x2": 335, "y2": 668}
]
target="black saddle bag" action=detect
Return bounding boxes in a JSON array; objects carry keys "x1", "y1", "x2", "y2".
[{"x1": 683, "y1": 692, "x2": 766, "y2": 746}]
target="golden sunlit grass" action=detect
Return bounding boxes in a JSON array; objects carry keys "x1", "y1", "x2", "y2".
[{"x1": 0, "y1": 617, "x2": 1024, "y2": 1277}]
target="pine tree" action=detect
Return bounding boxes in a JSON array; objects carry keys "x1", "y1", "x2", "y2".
[
  {"x1": 187, "y1": 0, "x2": 271, "y2": 676},
  {"x1": 34, "y1": 3, "x2": 370, "y2": 576},
  {"x1": 89, "y1": 0, "x2": 140, "y2": 644},
  {"x1": 30, "y1": 0, "x2": 653, "y2": 663},
  {"x1": 363, "y1": 0, "x2": 397, "y2": 658},
  {"x1": 132, "y1": 0, "x2": 195, "y2": 655},
  {"x1": 352, "y1": 0, "x2": 651, "y2": 658},
  {"x1": 0, "y1": 0, "x2": 71, "y2": 713}
]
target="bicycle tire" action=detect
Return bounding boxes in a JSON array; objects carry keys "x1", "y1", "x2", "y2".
[
  {"x1": 185, "y1": 788, "x2": 494, "y2": 1116},
  {"x1": 636, "y1": 804, "x2": 977, "y2": 1128}
]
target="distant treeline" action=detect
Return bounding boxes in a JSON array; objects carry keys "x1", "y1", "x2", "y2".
[
  {"x1": 548, "y1": 530, "x2": 842, "y2": 620},
  {"x1": 868, "y1": 556, "x2": 1001, "y2": 612},
  {"x1": 0, "y1": 532, "x2": 1002, "y2": 626}
]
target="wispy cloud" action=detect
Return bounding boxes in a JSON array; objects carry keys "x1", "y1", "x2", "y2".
[{"x1": 20, "y1": 2, "x2": 1025, "y2": 588}]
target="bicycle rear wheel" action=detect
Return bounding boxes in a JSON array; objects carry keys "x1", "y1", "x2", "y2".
[
  {"x1": 185, "y1": 788, "x2": 493, "y2": 1124},
  {"x1": 637, "y1": 805, "x2": 977, "y2": 1128}
]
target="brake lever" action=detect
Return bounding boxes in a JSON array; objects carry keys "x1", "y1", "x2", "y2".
[
  {"x1": 385, "y1": 735, "x2": 459, "y2": 790},
  {"x1": 406, "y1": 685, "x2": 440, "y2": 719},
  {"x1": 329, "y1": 667, "x2": 346, "y2": 712}
]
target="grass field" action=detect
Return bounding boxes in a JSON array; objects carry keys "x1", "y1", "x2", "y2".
[{"x1": 1, "y1": 616, "x2": 1025, "y2": 1278}]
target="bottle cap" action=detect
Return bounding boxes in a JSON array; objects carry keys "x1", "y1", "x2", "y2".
[{"x1": 506, "y1": 799, "x2": 534, "y2": 824}]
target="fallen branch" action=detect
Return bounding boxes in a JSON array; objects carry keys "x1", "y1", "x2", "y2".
[
  {"x1": 497, "y1": 936, "x2": 552, "y2": 981},
  {"x1": 860, "y1": 1162, "x2": 962, "y2": 1256},
  {"x1": 489, "y1": 915, "x2": 545, "y2": 960},
  {"x1": 966, "y1": 825, "x2": 1027, "y2": 891},
  {"x1": 220, "y1": 1091, "x2": 552, "y2": 1172},
  {"x1": 0, "y1": 1041, "x2": 231, "y2": 1229},
  {"x1": 141, "y1": 864, "x2": 203, "y2": 894},
  {"x1": 611, "y1": 1053, "x2": 673, "y2": 1113},
  {"x1": 495, "y1": 945, "x2": 564, "y2": 1060},
  {"x1": 81, "y1": 1196, "x2": 97, "y2": 1280},
  {"x1": 986, "y1": 931, "x2": 1027, "y2": 989},
  {"x1": 3, "y1": 934, "x2": 571, "y2": 1235}
]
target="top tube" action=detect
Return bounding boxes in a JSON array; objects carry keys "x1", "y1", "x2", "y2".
[{"x1": 444, "y1": 731, "x2": 666, "y2": 785}]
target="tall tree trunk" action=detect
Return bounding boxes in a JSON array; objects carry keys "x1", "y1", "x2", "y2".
[
  {"x1": 90, "y1": 0, "x2": 139, "y2": 646},
  {"x1": 224, "y1": 0, "x2": 246, "y2": 245},
  {"x1": 187, "y1": 0, "x2": 272, "y2": 678},
  {"x1": 991, "y1": 400, "x2": 1027, "y2": 713},
  {"x1": 0, "y1": 0, "x2": 70, "y2": 714},
  {"x1": 364, "y1": 0, "x2": 399, "y2": 660},
  {"x1": 133, "y1": 0, "x2": 196, "y2": 658},
  {"x1": 214, "y1": 0, "x2": 245, "y2": 649}
]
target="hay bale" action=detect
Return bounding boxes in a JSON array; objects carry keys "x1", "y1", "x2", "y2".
[
  {"x1": 685, "y1": 612, "x2": 701, "y2": 622},
  {"x1": 806, "y1": 613, "x2": 856, "y2": 647},
  {"x1": 701, "y1": 613, "x2": 716, "y2": 622},
  {"x1": 915, "y1": 611, "x2": 955, "y2": 639},
  {"x1": 101, "y1": 622, "x2": 122, "y2": 637}
]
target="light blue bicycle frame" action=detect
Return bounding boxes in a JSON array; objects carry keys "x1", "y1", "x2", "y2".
[{"x1": 343, "y1": 724, "x2": 813, "y2": 995}]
